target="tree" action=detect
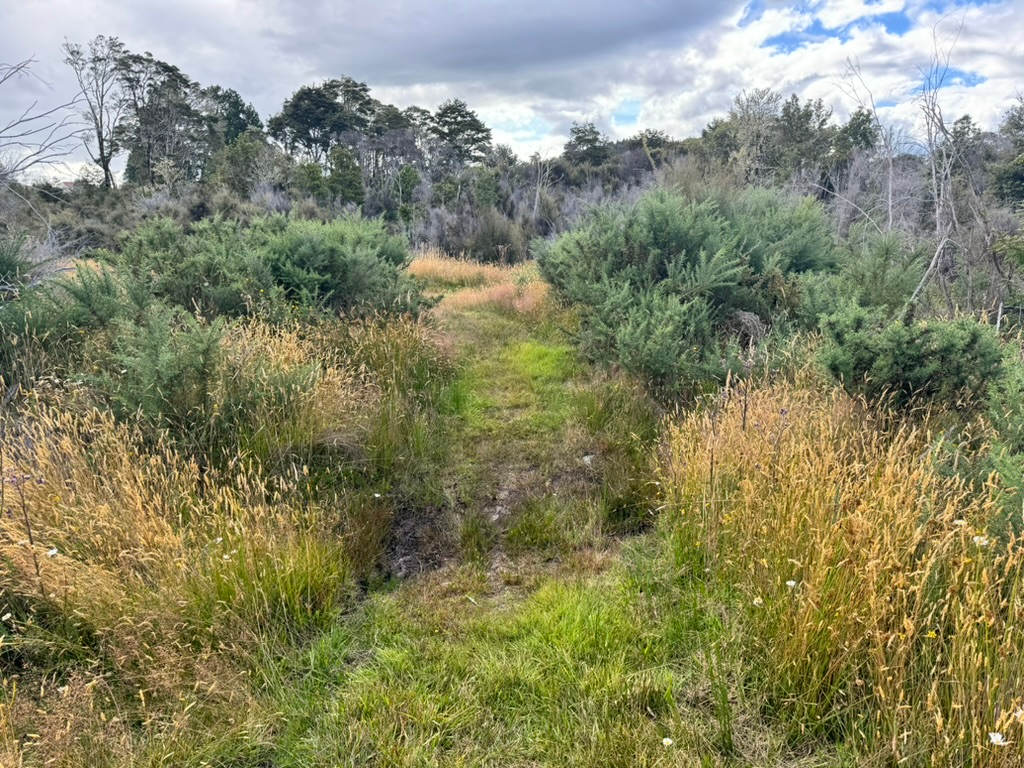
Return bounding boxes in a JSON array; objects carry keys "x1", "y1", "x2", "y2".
[
  {"x1": 777, "y1": 94, "x2": 834, "y2": 182},
  {"x1": 327, "y1": 146, "x2": 364, "y2": 206},
  {"x1": 729, "y1": 88, "x2": 782, "y2": 184},
  {"x1": 1000, "y1": 95, "x2": 1024, "y2": 155},
  {"x1": 268, "y1": 77, "x2": 378, "y2": 164},
  {"x1": 0, "y1": 58, "x2": 79, "y2": 183},
  {"x1": 429, "y1": 99, "x2": 492, "y2": 168},
  {"x1": 204, "y1": 85, "x2": 262, "y2": 146},
  {"x1": 62, "y1": 35, "x2": 126, "y2": 189},
  {"x1": 209, "y1": 128, "x2": 275, "y2": 198},
  {"x1": 564, "y1": 121, "x2": 610, "y2": 167},
  {"x1": 115, "y1": 51, "x2": 210, "y2": 185}
]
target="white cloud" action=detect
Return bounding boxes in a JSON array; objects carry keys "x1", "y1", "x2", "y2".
[{"x1": 1, "y1": 0, "x2": 1022, "y2": 167}]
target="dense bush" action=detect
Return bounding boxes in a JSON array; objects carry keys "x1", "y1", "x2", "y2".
[
  {"x1": 537, "y1": 187, "x2": 832, "y2": 397},
  {"x1": 95, "y1": 214, "x2": 420, "y2": 319},
  {"x1": 99, "y1": 216, "x2": 279, "y2": 317},
  {"x1": 795, "y1": 226, "x2": 926, "y2": 326},
  {"x1": 247, "y1": 215, "x2": 420, "y2": 314},
  {"x1": 818, "y1": 303, "x2": 1003, "y2": 406}
]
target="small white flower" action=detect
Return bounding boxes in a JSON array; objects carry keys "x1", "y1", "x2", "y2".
[
  {"x1": 373, "y1": 493, "x2": 381, "y2": 498},
  {"x1": 1015, "y1": 708, "x2": 1024, "y2": 723},
  {"x1": 752, "y1": 596, "x2": 764, "y2": 606},
  {"x1": 973, "y1": 535, "x2": 990, "y2": 548},
  {"x1": 662, "y1": 737, "x2": 673, "y2": 747},
  {"x1": 953, "y1": 519, "x2": 967, "y2": 527},
  {"x1": 1, "y1": 613, "x2": 11, "y2": 622},
  {"x1": 989, "y1": 732, "x2": 1008, "y2": 746},
  {"x1": 222, "y1": 554, "x2": 231, "y2": 561},
  {"x1": 786, "y1": 580, "x2": 797, "y2": 589},
  {"x1": 215, "y1": 537, "x2": 223, "y2": 544},
  {"x1": 47, "y1": 547, "x2": 59, "y2": 557}
]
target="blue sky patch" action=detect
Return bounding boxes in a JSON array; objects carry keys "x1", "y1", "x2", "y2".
[
  {"x1": 492, "y1": 116, "x2": 551, "y2": 141},
  {"x1": 762, "y1": 18, "x2": 844, "y2": 53},
  {"x1": 939, "y1": 67, "x2": 988, "y2": 87},
  {"x1": 612, "y1": 99, "x2": 643, "y2": 126},
  {"x1": 739, "y1": 0, "x2": 766, "y2": 27},
  {"x1": 873, "y1": 11, "x2": 912, "y2": 35}
]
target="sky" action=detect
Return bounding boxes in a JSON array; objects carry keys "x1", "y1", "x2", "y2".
[{"x1": 1, "y1": 0, "x2": 1022, "y2": 178}]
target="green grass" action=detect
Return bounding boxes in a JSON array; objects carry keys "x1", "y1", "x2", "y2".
[
  {"x1": 1, "y1": 260, "x2": 859, "y2": 767},
  {"x1": 253, "y1": 535, "x2": 853, "y2": 767}
]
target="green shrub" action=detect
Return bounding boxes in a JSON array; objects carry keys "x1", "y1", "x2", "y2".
[
  {"x1": 248, "y1": 215, "x2": 421, "y2": 315},
  {"x1": 0, "y1": 264, "x2": 148, "y2": 382},
  {"x1": 469, "y1": 208, "x2": 528, "y2": 263},
  {"x1": 99, "y1": 216, "x2": 280, "y2": 319},
  {"x1": 818, "y1": 303, "x2": 1003, "y2": 406},
  {"x1": 0, "y1": 234, "x2": 31, "y2": 292},
  {"x1": 93, "y1": 303, "x2": 224, "y2": 441},
  {"x1": 716, "y1": 186, "x2": 836, "y2": 274},
  {"x1": 538, "y1": 188, "x2": 822, "y2": 397},
  {"x1": 795, "y1": 225, "x2": 926, "y2": 327}
]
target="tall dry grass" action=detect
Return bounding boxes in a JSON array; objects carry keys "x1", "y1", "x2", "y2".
[
  {"x1": 408, "y1": 252, "x2": 551, "y2": 318},
  {"x1": 407, "y1": 249, "x2": 511, "y2": 289},
  {"x1": 658, "y1": 378, "x2": 1024, "y2": 765},
  {"x1": 0, "y1": 314, "x2": 457, "y2": 766}
]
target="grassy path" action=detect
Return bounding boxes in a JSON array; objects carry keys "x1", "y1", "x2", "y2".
[{"x1": 259, "y1": 259, "x2": 843, "y2": 767}]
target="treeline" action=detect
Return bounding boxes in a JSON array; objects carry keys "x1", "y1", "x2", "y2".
[{"x1": 2, "y1": 35, "x2": 1023, "y2": 320}]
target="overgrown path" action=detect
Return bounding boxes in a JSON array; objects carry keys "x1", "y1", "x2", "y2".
[{"x1": 265, "y1": 260, "x2": 836, "y2": 767}]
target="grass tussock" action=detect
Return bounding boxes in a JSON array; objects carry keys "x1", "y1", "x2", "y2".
[
  {"x1": 658, "y1": 377, "x2": 1024, "y2": 765},
  {"x1": 407, "y1": 249, "x2": 512, "y2": 288},
  {"x1": 408, "y1": 252, "x2": 551, "y2": 318},
  {"x1": 0, "y1": 313, "x2": 461, "y2": 767}
]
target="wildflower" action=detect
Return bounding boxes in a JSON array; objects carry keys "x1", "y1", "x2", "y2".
[
  {"x1": 1015, "y1": 708, "x2": 1024, "y2": 723},
  {"x1": 786, "y1": 580, "x2": 797, "y2": 589},
  {"x1": 752, "y1": 596, "x2": 764, "y2": 606},
  {"x1": 953, "y1": 519, "x2": 967, "y2": 527},
  {"x1": 973, "y1": 535, "x2": 989, "y2": 548},
  {"x1": 47, "y1": 547, "x2": 58, "y2": 558},
  {"x1": 989, "y1": 732, "x2": 1008, "y2": 746},
  {"x1": 373, "y1": 493, "x2": 381, "y2": 498},
  {"x1": 215, "y1": 537, "x2": 223, "y2": 544},
  {"x1": 222, "y1": 554, "x2": 231, "y2": 561},
  {"x1": 1, "y1": 613, "x2": 11, "y2": 622},
  {"x1": 662, "y1": 737, "x2": 673, "y2": 747}
]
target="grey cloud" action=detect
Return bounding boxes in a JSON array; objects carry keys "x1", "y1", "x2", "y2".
[{"x1": 261, "y1": 0, "x2": 746, "y2": 86}]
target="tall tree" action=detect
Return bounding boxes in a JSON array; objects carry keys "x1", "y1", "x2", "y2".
[
  {"x1": 563, "y1": 121, "x2": 610, "y2": 167},
  {"x1": 777, "y1": 94, "x2": 834, "y2": 182},
  {"x1": 729, "y1": 87, "x2": 782, "y2": 184},
  {"x1": 268, "y1": 77, "x2": 377, "y2": 164},
  {"x1": 62, "y1": 35, "x2": 126, "y2": 188},
  {"x1": 203, "y1": 85, "x2": 262, "y2": 146},
  {"x1": 429, "y1": 99, "x2": 492, "y2": 168},
  {"x1": 115, "y1": 51, "x2": 209, "y2": 185}
]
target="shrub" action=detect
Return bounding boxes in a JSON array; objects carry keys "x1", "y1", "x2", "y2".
[
  {"x1": 716, "y1": 186, "x2": 836, "y2": 274},
  {"x1": 538, "y1": 189, "x2": 780, "y2": 397},
  {"x1": 0, "y1": 235, "x2": 31, "y2": 293},
  {"x1": 92, "y1": 303, "x2": 224, "y2": 443},
  {"x1": 795, "y1": 225, "x2": 926, "y2": 327},
  {"x1": 248, "y1": 215, "x2": 422, "y2": 315},
  {"x1": 469, "y1": 208, "x2": 527, "y2": 263},
  {"x1": 98, "y1": 216, "x2": 280, "y2": 319},
  {"x1": 818, "y1": 303, "x2": 1003, "y2": 407}
]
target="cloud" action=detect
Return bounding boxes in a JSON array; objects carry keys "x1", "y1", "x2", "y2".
[{"x1": 1, "y1": 0, "x2": 1022, "y2": 172}]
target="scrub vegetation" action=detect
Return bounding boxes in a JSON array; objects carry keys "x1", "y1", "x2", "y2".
[{"x1": 2, "y1": 38, "x2": 1024, "y2": 768}]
